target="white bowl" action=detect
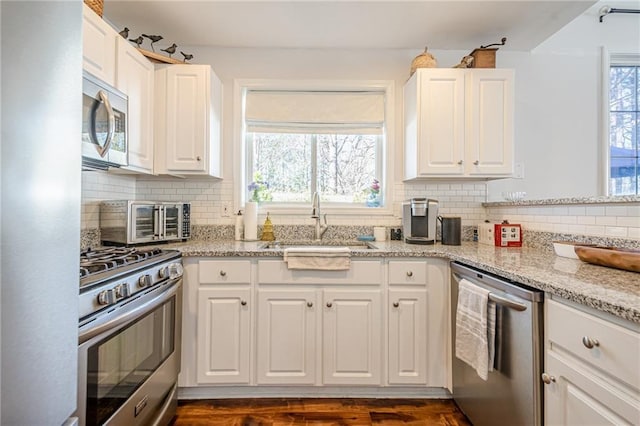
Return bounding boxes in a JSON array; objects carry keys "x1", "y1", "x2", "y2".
[
  {"x1": 552, "y1": 241, "x2": 596, "y2": 259},
  {"x1": 502, "y1": 191, "x2": 526, "y2": 202}
]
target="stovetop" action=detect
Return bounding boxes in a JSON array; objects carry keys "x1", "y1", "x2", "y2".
[{"x1": 80, "y1": 246, "x2": 181, "y2": 291}]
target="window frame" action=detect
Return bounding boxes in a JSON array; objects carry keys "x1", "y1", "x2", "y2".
[
  {"x1": 601, "y1": 48, "x2": 640, "y2": 196},
  {"x1": 233, "y1": 79, "x2": 395, "y2": 216}
]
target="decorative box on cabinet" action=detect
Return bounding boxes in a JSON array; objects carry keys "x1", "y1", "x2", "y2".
[
  {"x1": 82, "y1": 4, "x2": 116, "y2": 86},
  {"x1": 404, "y1": 68, "x2": 514, "y2": 179},
  {"x1": 154, "y1": 64, "x2": 222, "y2": 177},
  {"x1": 543, "y1": 298, "x2": 640, "y2": 425}
]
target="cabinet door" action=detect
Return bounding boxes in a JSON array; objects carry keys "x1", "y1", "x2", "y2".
[
  {"x1": 416, "y1": 69, "x2": 466, "y2": 176},
  {"x1": 197, "y1": 288, "x2": 250, "y2": 384},
  {"x1": 164, "y1": 65, "x2": 209, "y2": 173},
  {"x1": 82, "y1": 4, "x2": 116, "y2": 86},
  {"x1": 257, "y1": 289, "x2": 317, "y2": 384},
  {"x1": 545, "y1": 352, "x2": 640, "y2": 425},
  {"x1": 116, "y1": 38, "x2": 154, "y2": 173},
  {"x1": 465, "y1": 69, "x2": 514, "y2": 176},
  {"x1": 388, "y1": 289, "x2": 427, "y2": 385},
  {"x1": 323, "y1": 289, "x2": 381, "y2": 385}
]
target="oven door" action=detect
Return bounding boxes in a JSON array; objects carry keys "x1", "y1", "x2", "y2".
[
  {"x1": 130, "y1": 203, "x2": 159, "y2": 244},
  {"x1": 162, "y1": 204, "x2": 184, "y2": 241},
  {"x1": 77, "y1": 279, "x2": 182, "y2": 426}
]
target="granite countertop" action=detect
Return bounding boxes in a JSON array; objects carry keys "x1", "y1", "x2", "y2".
[{"x1": 161, "y1": 239, "x2": 640, "y2": 324}]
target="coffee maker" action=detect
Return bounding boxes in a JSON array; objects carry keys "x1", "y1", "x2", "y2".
[{"x1": 402, "y1": 198, "x2": 438, "y2": 244}]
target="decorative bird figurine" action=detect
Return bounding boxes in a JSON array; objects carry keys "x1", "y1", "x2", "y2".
[
  {"x1": 128, "y1": 36, "x2": 143, "y2": 47},
  {"x1": 142, "y1": 34, "x2": 163, "y2": 51},
  {"x1": 180, "y1": 51, "x2": 194, "y2": 62},
  {"x1": 453, "y1": 55, "x2": 474, "y2": 69},
  {"x1": 118, "y1": 27, "x2": 129, "y2": 39},
  {"x1": 161, "y1": 43, "x2": 178, "y2": 58}
]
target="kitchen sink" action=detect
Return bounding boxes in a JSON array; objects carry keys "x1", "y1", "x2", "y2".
[{"x1": 259, "y1": 241, "x2": 377, "y2": 250}]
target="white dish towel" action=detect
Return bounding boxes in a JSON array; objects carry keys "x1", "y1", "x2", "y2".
[
  {"x1": 283, "y1": 247, "x2": 351, "y2": 271},
  {"x1": 455, "y1": 278, "x2": 497, "y2": 381}
]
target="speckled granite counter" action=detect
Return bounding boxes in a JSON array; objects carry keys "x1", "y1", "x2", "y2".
[{"x1": 159, "y1": 240, "x2": 640, "y2": 324}]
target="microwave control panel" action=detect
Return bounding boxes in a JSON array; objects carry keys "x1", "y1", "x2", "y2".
[{"x1": 182, "y1": 204, "x2": 191, "y2": 238}]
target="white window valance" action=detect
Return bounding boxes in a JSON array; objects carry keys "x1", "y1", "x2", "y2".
[{"x1": 245, "y1": 90, "x2": 385, "y2": 134}]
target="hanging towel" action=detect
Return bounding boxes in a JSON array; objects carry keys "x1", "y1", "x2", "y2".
[
  {"x1": 455, "y1": 278, "x2": 497, "y2": 381},
  {"x1": 283, "y1": 247, "x2": 351, "y2": 271}
]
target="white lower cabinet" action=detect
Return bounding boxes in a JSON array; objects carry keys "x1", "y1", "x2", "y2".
[
  {"x1": 183, "y1": 257, "x2": 449, "y2": 391},
  {"x1": 257, "y1": 289, "x2": 318, "y2": 384},
  {"x1": 196, "y1": 287, "x2": 251, "y2": 384},
  {"x1": 543, "y1": 298, "x2": 640, "y2": 425},
  {"x1": 323, "y1": 289, "x2": 382, "y2": 385}
]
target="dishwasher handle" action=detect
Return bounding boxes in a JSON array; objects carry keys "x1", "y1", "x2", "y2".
[{"x1": 489, "y1": 293, "x2": 527, "y2": 312}]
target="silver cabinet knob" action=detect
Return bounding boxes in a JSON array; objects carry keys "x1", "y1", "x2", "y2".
[
  {"x1": 240, "y1": 300, "x2": 247, "y2": 306},
  {"x1": 326, "y1": 302, "x2": 333, "y2": 308},
  {"x1": 457, "y1": 160, "x2": 463, "y2": 165},
  {"x1": 138, "y1": 274, "x2": 152, "y2": 288},
  {"x1": 541, "y1": 373, "x2": 556, "y2": 384},
  {"x1": 582, "y1": 336, "x2": 600, "y2": 349},
  {"x1": 393, "y1": 302, "x2": 399, "y2": 308},
  {"x1": 97, "y1": 289, "x2": 116, "y2": 306},
  {"x1": 196, "y1": 156, "x2": 202, "y2": 161},
  {"x1": 473, "y1": 160, "x2": 480, "y2": 165},
  {"x1": 307, "y1": 302, "x2": 313, "y2": 308},
  {"x1": 219, "y1": 270, "x2": 227, "y2": 277},
  {"x1": 406, "y1": 271, "x2": 413, "y2": 277}
]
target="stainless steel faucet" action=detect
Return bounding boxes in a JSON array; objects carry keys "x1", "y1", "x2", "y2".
[{"x1": 311, "y1": 192, "x2": 328, "y2": 241}]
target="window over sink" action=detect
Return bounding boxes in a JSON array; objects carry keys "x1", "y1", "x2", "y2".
[{"x1": 235, "y1": 80, "x2": 394, "y2": 214}]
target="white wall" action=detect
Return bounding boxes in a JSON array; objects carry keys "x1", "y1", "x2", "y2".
[{"x1": 486, "y1": 1, "x2": 640, "y2": 200}]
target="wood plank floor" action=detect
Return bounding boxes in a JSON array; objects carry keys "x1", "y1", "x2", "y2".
[{"x1": 173, "y1": 398, "x2": 472, "y2": 425}]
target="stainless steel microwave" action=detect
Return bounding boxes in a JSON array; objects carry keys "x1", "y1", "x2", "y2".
[
  {"x1": 82, "y1": 72, "x2": 128, "y2": 170},
  {"x1": 100, "y1": 201, "x2": 191, "y2": 245}
]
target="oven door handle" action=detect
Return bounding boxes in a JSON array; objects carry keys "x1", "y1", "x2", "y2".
[{"x1": 79, "y1": 279, "x2": 181, "y2": 344}]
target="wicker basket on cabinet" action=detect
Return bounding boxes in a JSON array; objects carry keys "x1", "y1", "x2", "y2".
[{"x1": 84, "y1": 0, "x2": 103, "y2": 17}]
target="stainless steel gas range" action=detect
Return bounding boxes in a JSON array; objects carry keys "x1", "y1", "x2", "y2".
[{"x1": 76, "y1": 247, "x2": 183, "y2": 426}]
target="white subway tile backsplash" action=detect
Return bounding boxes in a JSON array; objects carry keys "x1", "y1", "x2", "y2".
[
  {"x1": 605, "y1": 226, "x2": 628, "y2": 238},
  {"x1": 586, "y1": 206, "x2": 606, "y2": 216},
  {"x1": 595, "y1": 216, "x2": 617, "y2": 226},
  {"x1": 617, "y1": 216, "x2": 640, "y2": 227}
]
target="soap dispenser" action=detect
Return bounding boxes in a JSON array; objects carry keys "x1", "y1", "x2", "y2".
[{"x1": 260, "y1": 212, "x2": 275, "y2": 241}]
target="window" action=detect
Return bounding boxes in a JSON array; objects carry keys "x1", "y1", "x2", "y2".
[
  {"x1": 608, "y1": 57, "x2": 639, "y2": 195},
  {"x1": 241, "y1": 84, "x2": 391, "y2": 210}
]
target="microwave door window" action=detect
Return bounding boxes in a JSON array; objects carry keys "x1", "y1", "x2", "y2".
[
  {"x1": 164, "y1": 205, "x2": 180, "y2": 239},
  {"x1": 132, "y1": 206, "x2": 156, "y2": 241}
]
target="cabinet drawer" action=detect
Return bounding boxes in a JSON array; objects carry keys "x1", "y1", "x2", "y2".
[
  {"x1": 199, "y1": 260, "x2": 251, "y2": 284},
  {"x1": 388, "y1": 261, "x2": 427, "y2": 285},
  {"x1": 547, "y1": 299, "x2": 640, "y2": 391},
  {"x1": 258, "y1": 260, "x2": 382, "y2": 285}
]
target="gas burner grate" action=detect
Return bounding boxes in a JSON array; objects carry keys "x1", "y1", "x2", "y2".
[{"x1": 80, "y1": 247, "x2": 166, "y2": 280}]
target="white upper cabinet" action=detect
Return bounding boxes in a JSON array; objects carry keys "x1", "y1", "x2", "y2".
[
  {"x1": 82, "y1": 4, "x2": 116, "y2": 86},
  {"x1": 116, "y1": 37, "x2": 155, "y2": 174},
  {"x1": 154, "y1": 64, "x2": 223, "y2": 177},
  {"x1": 404, "y1": 68, "x2": 514, "y2": 179}
]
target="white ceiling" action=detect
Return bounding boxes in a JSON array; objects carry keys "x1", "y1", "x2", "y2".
[{"x1": 104, "y1": 1, "x2": 598, "y2": 51}]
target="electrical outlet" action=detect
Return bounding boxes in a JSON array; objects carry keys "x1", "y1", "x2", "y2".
[
  {"x1": 514, "y1": 162, "x2": 525, "y2": 179},
  {"x1": 222, "y1": 203, "x2": 230, "y2": 217}
]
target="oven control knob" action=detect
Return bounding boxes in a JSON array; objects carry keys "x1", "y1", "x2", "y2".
[
  {"x1": 115, "y1": 283, "x2": 130, "y2": 298},
  {"x1": 138, "y1": 274, "x2": 153, "y2": 288},
  {"x1": 97, "y1": 289, "x2": 116, "y2": 306},
  {"x1": 167, "y1": 263, "x2": 184, "y2": 279}
]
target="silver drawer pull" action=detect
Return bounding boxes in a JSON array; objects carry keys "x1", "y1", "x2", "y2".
[
  {"x1": 582, "y1": 336, "x2": 599, "y2": 349},
  {"x1": 219, "y1": 271, "x2": 227, "y2": 277},
  {"x1": 406, "y1": 271, "x2": 413, "y2": 277},
  {"x1": 541, "y1": 373, "x2": 556, "y2": 385}
]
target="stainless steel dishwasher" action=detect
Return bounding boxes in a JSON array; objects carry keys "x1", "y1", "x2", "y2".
[{"x1": 450, "y1": 262, "x2": 544, "y2": 426}]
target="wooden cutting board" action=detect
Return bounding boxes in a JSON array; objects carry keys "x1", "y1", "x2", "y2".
[{"x1": 574, "y1": 246, "x2": 640, "y2": 273}]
